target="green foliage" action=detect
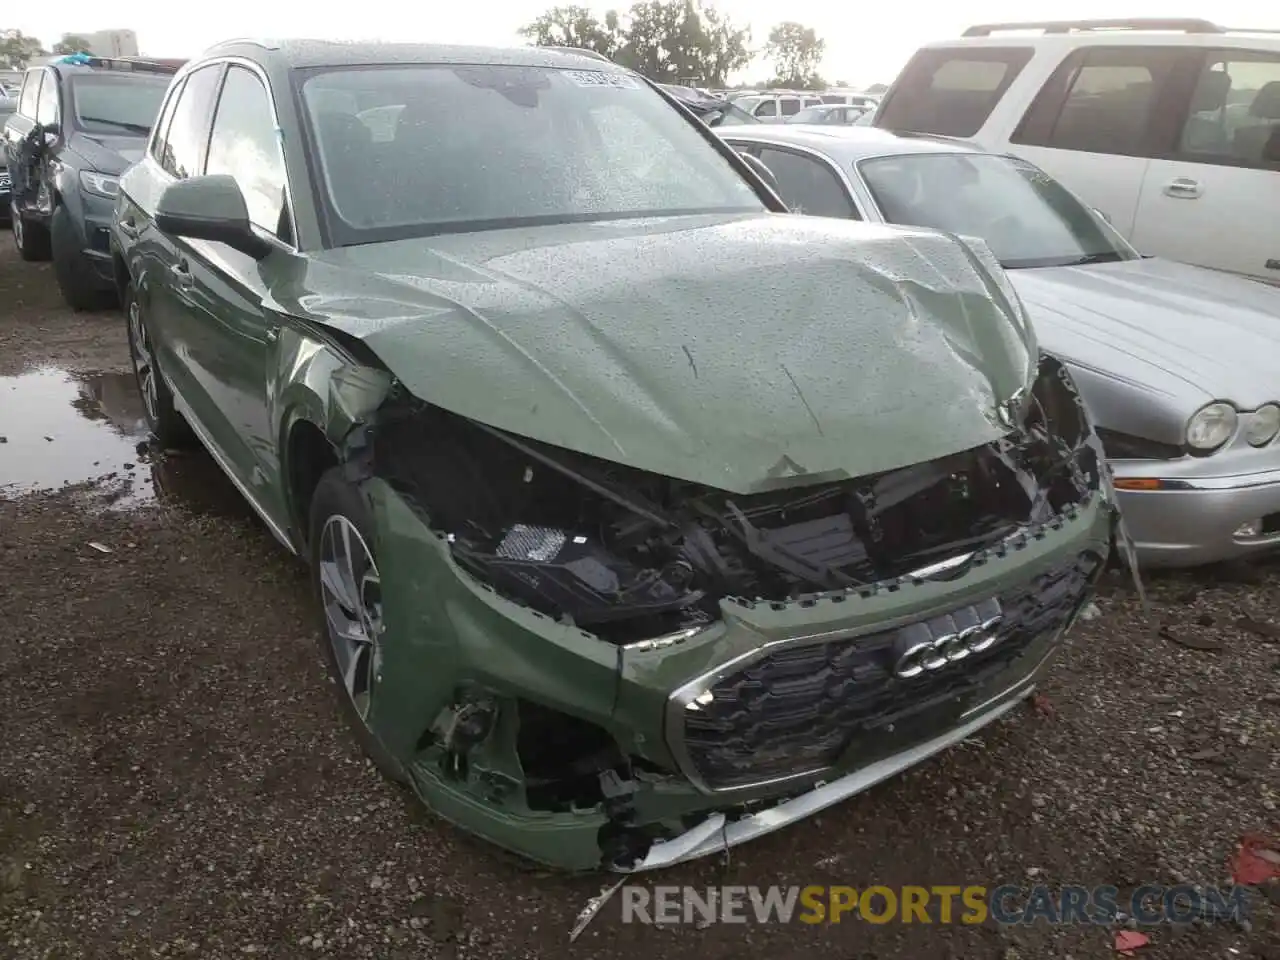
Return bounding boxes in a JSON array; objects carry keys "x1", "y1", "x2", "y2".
[
  {"x1": 520, "y1": 1, "x2": 753, "y2": 87},
  {"x1": 52, "y1": 34, "x2": 93, "y2": 56},
  {"x1": 764, "y1": 21, "x2": 825, "y2": 89},
  {"x1": 0, "y1": 29, "x2": 46, "y2": 70}
]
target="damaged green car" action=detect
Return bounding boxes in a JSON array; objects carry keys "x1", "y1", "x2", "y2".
[{"x1": 112, "y1": 40, "x2": 1116, "y2": 871}]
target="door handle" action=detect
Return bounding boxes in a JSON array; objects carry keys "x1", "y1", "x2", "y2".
[
  {"x1": 1162, "y1": 177, "x2": 1202, "y2": 199},
  {"x1": 170, "y1": 259, "x2": 193, "y2": 290},
  {"x1": 118, "y1": 216, "x2": 139, "y2": 239}
]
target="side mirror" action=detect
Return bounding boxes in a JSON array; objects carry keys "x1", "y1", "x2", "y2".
[
  {"x1": 739, "y1": 151, "x2": 780, "y2": 194},
  {"x1": 155, "y1": 174, "x2": 272, "y2": 260}
]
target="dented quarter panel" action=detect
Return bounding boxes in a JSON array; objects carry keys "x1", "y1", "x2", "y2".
[{"x1": 268, "y1": 213, "x2": 1036, "y2": 494}]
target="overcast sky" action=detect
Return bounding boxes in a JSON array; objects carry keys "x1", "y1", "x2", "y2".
[{"x1": 18, "y1": 1, "x2": 1280, "y2": 88}]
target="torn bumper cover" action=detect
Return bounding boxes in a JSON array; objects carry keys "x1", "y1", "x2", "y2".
[{"x1": 361, "y1": 355, "x2": 1114, "y2": 872}]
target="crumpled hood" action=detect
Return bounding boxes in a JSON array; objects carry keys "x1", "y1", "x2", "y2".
[
  {"x1": 1009, "y1": 257, "x2": 1280, "y2": 410},
  {"x1": 295, "y1": 213, "x2": 1034, "y2": 493},
  {"x1": 67, "y1": 131, "x2": 146, "y2": 176}
]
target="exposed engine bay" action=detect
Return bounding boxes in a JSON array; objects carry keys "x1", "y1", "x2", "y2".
[{"x1": 373, "y1": 355, "x2": 1100, "y2": 645}]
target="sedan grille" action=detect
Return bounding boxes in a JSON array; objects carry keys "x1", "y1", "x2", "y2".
[{"x1": 678, "y1": 553, "x2": 1100, "y2": 791}]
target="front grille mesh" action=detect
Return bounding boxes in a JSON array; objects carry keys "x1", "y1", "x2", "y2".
[{"x1": 679, "y1": 553, "x2": 1100, "y2": 790}]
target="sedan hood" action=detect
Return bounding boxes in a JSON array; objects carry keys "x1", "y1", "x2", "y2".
[
  {"x1": 295, "y1": 214, "x2": 1033, "y2": 493},
  {"x1": 1009, "y1": 257, "x2": 1280, "y2": 410},
  {"x1": 68, "y1": 131, "x2": 146, "y2": 176}
]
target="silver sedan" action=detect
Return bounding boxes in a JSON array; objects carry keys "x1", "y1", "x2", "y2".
[{"x1": 719, "y1": 124, "x2": 1280, "y2": 568}]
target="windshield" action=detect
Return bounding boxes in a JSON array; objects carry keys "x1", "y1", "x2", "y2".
[
  {"x1": 300, "y1": 64, "x2": 765, "y2": 244},
  {"x1": 70, "y1": 75, "x2": 169, "y2": 135},
  {"x1": 857, "y1": 153, "x2": 1137, "y2": 269}
]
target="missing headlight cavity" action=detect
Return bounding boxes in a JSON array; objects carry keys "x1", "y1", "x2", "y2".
[{"x1": 372, "y1": 355, "x2": 1098, "y2": 645}]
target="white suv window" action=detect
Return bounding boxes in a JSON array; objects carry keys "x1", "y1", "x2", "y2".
[
  {"x1": 1176, "y1": 53, "x2": 1280, "y2": 169},
  {"x1": 875, "y1": 48, "x2": 1034, "y2": 137},
  {"x1": 1010, "y1": 47, "x2": 1183, "y2": 158}
]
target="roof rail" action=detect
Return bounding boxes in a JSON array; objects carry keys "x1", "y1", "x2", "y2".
[
  {"x1": 61, "y1": 55, "x2": 183, "y2": 75},
  {"x1": 962, "y1": 18, "x2": 1226, "y2": 36}
]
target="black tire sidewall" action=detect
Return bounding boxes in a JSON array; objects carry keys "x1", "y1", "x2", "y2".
[
  {"x1": 308, "y1": 467, "x2": 407, "y2": 784},
  {"x1": 12, "y1": 198, "x2": 50, "y2": 262},
  {"x1": 123, "y1": 281, "x2": 190, "y2": 447},
  {"x1": 51, "y1": 206, "x2": 99, "y2": 310}
]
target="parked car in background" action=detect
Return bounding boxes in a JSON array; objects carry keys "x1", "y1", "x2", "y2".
[
  {"x1": 787, "y1": 104, "x2": 871, "y2": 125},
  {"x1": 113, "y1": 39, "x2": 1112, "y2": 872},
  {"x1": 722, "y1": 123, "x2": 1280, "y2": 567},
  {"x1": 2, "y1": 55, "x2": 176, "y2": 308},
  {"x1": 0, "y1": 95, "x2": 15, "y2": 220},
  {"x1": 819, "y1": 90, "x2": 882, "y2": 110},
  {"x1": 735, "y1": 91, "x2": 825, "y2": 121},
  {"x1": 874, "y1": 18, "x2": 1280, "y2": 284},
  {"x1": 659, "y1": 83, "x2": 760, "y2": 126}
]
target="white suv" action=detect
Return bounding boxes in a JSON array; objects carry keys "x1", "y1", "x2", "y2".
[{"x1": 874, "y1": 18, "x2": 1280, "y2": 284}]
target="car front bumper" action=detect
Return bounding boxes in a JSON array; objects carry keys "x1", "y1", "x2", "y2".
[
  {"x1": 1112, "y1": 462, "x2": 1280, "y2": 567},
  {"x1": 78, "y1": 190, "x2": 117, "y2": 286},
  {"x1": 367, "y1": 479, "x2": 1112, "y2": 871}
]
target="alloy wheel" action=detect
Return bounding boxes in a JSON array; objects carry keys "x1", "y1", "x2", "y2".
[
  {"x1": 318, "y1": 514, "x2": 384, "y2": 723},
  {"x1": 127, "y1": 299, "x2": 159, "y2": 425}
]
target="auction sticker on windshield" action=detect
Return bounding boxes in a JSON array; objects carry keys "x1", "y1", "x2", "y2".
[{"x1": 562, "y1": 70, "x2": 642, "y2": 89}]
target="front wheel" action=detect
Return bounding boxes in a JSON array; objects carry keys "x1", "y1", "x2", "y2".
[
  {"x1": 309, "y1": 467, "x2": 406, "y2": 784},
  {"x1": 124, "y1": 282, "x2": 191, "y2": 448},
  {"x1": 11, "y1": 198, "x2": 50, "y2": 262}
]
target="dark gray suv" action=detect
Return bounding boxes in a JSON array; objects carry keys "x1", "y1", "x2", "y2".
[{"x1": 2, "y1": 56, "x2": 175, "y2": 309}]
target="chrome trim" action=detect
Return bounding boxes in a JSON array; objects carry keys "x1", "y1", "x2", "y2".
[
  {"x1": 168, "y1": 383, "x2": 296, "y2": 553},
  {"x1": 1129, "y1": 468, "x2": 1280, "y2": 492},
  {"x1": 665, "y1": 582, "x2": 1047, "y2": 796},
  {"x1": 622, "y1": 677, "x2": 1037, "y2": 872}
]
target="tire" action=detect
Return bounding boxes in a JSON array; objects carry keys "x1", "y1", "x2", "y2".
[
  {"x1": 309, "y1": 467, "x2": 407, "y2": 784},
  {"x1": 124, "y1": 281, "x2": 192, "y2": 448},
  {"x1": 11, "y1": 198, "x2": 51, "y2": 262},
  {"x1": 51, "y1": 205, "x2": 111, "y2": 311}
]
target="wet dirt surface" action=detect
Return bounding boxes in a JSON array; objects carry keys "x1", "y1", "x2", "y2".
[{"x1": 2, "y1": 242, "x2": 1279, "y2": 960}]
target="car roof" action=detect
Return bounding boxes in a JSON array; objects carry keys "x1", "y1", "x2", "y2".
[
  {"x1": 716, "y1": 124, "x2": 985, "y2": 161},
  {"x1": 199, "y1": 38, "x2": 637, "y2": 74}
]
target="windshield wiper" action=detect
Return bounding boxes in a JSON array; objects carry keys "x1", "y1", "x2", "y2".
[
  {"x1": 1060, "y1": 251, "x2": 1126, "y2": 266},
  {"x1": 79, "y1": 116, "x2": 151, "y2": 135}
]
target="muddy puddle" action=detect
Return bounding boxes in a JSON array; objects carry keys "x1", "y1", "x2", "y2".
[{"x1": 0, "y1": 367, "x2": 246, "y2": 517}]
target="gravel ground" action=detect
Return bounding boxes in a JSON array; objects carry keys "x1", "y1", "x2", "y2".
[{"x1": 2, "y1": 241, "x2": 1278, "y2": 960}]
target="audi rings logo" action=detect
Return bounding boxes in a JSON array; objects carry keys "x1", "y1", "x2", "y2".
[{"x1": 892, "y1": 616, "x2": 1004, "y2": 678}]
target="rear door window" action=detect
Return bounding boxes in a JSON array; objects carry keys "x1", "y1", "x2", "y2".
[
  {"x1": 1011, "y1": 47, "x2": 1185, "y2": 157},
  {"x1": 35, "y1": 72, "x2": 59, "y2": 127},
  {"x1": 17, "y1": 70, "x2": 40, "y2": 118},
  {"x1": 1173, "y1": 51, "x2": 1280, "y2": 169},
  {"x1": 779, "y1": 98, "x2": 801, "y2": 116},
  {"x1": 874, "y1": 47, "x2": 1033, "y2": 137},
  {"x1": 159, "y1": 64, "x2": 223, "y2": 179},
  {"x1": 755, "y1": 146, "x2": 859, "y2": 218}
]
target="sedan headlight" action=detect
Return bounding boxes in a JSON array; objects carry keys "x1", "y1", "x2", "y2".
[
  {"x1": 1245, "y1": 403, "x2": 1280, "y2": 447},
  {"x1": 1185, "y1": 402, "x2": 1237, "y2": 452},
  {"x1": 79, "y1": 171, "x2": 120, "y2": 198}
]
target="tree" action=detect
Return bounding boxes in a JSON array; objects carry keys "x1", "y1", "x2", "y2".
[
  {"x1": 764, "y1": 21, "x2": 825, "y2": 89},
  {"x1": 518, "y1": 6, "x2": 623, "y2": 59},
  {"x1": 0, "y1": 29, "x2": 45, "y2": 70},
  {"x1": 521, "y1": 0, "x2": 751, "y2": 87},
  {"x1": 865, "y1": 82, "x2": 889, "y2": 94},
  {"x1": 53, "y1": 34, "x2": 94, "y2": 55}
]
